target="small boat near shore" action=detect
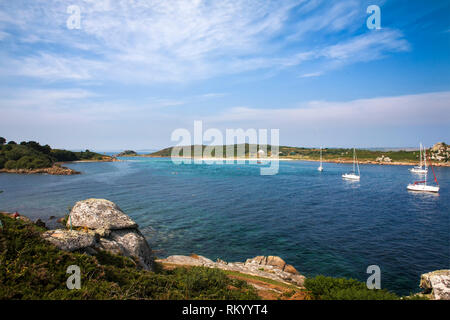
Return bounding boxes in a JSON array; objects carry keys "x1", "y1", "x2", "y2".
[
  {"x1": 318, "y1": 147, "x2": 324, "y2": 172},
  {"x1": 342, "y1": 148, "x2": 360, "y2": 181},
  {"x1": 407, "y1": 153, "x2": 440, "y2": 193},
  {"x1": 410, "y1": 143, "x2": 428, "y2": 174}
]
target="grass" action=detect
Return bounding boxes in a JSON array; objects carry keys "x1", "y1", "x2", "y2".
[
  {"x1": 0, "y1": 214, "x2": 427, "y2": 300},
  {"x1": 223, "y1": 270, "x2": 300, "y2": 290},
  {"x1": 0, "y1": 214, "x2": 259, "y2": 300},
  {"x1": 303, "y1": 275, "x2": 400, "y2": 300}
]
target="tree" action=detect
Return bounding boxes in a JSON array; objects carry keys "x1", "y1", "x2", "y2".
[{"x1": 0, "y1": 137, "x2": 5, "y2": 145}]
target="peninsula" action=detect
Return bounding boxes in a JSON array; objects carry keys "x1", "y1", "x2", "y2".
[{"x1": 0, "y1": 137, "x2": 117, "y2": 175}]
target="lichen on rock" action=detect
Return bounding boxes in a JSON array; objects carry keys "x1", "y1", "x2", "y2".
[
  {"x1": 420, "y1": 270, "x2": 450, "y2": 300},
  {"x1": 42, "y1": 198, "x2": 155, "y2": 271},
  {"x1": 67, "y1": 198, "x2": 138, "y2": 230}
]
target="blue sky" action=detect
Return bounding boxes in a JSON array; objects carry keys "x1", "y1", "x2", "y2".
[{"x1": 0, "y1": 0, "x2": 449, "y2": 150}]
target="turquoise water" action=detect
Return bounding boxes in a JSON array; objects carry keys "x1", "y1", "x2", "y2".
[{"x1": 0, "y1": 158, "x2": 449, "y2": 295}]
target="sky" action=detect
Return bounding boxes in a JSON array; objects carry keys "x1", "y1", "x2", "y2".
[{"x1": 0, "y1": 0, "x2": 449, "y2": 151}]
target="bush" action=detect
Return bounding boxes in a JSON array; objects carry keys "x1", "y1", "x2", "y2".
[
  {"x1": 0, "y1": 156, "x2": 6, "y2": 169},
  {"x1": 16, "y1": 156, "x2": 36, "y2": 169},
  {"x1": 51, "y1": 149, "x2": 78, "y2": 162},
  {"x1": 0, "y1": 215, "x2": 259, "y2": 300},
  {"x1": 4, "y1": 160, "x2": 17, "y2": 170},
  {"x1": 32, "y1": 157, "x2": 52, "y2": 168},
  {"x1": 304, "y1": 275, "x2": 399, "y2": 300}
]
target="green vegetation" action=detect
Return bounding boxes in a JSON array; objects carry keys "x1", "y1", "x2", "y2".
[
  {"x1": 149, "y1": 143, "x2": 448, "y2": 163},
  {"x1": 0, "y1": 215, "x2": 259, "y2": 300},
  {"x1": 116, "y1": 150, "x2": 138, "y2": 157},
  {"x1": 304, "y1": 275, "x2": 399, "y2": 300},
  {"x1": 0, "y1": 138, "x2": 110, "y2": 170}
]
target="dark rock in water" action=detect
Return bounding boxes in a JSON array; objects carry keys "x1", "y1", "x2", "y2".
[
  {"x1": 35, "y1": 219, "x2": 46, "y2": 229},
  {"x1": 68, "y1": 198, "x2": 138, "y2": 230},
  {"x1": 49, "y1": 216, "x2": 56, "y2": 220}
]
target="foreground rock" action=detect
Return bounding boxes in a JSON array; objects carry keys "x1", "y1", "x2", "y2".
[
  {"x1": 157, "y1": 255, "x2": 305, "y2": 287},
  {"x1": 42, "y1": 229, "x2": 97, "y2": 252},
  {"x1": 42, "y1": 199, "x2": 154, "y2": 271},
  {"x1": 420, "y1": 270, "x2": 450, "y2": 300},
  {"x1": 68, "y1": 199, "x2": 137, "y2": 230}
]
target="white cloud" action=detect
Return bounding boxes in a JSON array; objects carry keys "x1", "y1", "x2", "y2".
[
  {"x1": 204, "y1": 91, "x2": 450, "y2": 127},
  {"x1": 0, "y1": 0, "x2": 410, "y2": 83}
]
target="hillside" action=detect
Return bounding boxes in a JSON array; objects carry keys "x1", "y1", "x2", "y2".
[
  {"x1": 148, "y1": 143, "x2": 449, "y2": 165},
  {"x1": 0, "y1": 137, "x2": 115, "y2": 173}
]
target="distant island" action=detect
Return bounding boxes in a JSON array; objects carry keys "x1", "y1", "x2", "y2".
[
  {"x1": 0, "y1": 137, "x2": 116, "y2": 175},
  {"x1": 115, "y1": 150, "x2": 138, "y2": 157},
  {"x1": 145, "y1": 142, "x2": 449, "y2": 166}
]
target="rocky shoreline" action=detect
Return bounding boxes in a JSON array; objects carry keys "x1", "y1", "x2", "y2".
[
  {"x1": 2, "y1": 199, "x2": 449, "y2": 300},
  {"x1": 157, "y1": 254, "x2": 305, "y2": 287},
  {"x1": 288, "y1": 157, "x2": 450, "y2": 167},
  {"x1": 0, "y1": 164, "x2": 80, "y2": 175},
  {"x1": 0, "y1": 158, "x2": 121, "y2": 176},
  {"x1": 134, "y1": 155, "x2": 450, "y2": 167}
]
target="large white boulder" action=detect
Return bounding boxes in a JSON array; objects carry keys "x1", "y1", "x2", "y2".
[
  {"x1": 67, "y1": 198, "x2": 137, "y2": 230},
  {"x1": 420, "y1": 270, "x2": 450, "y2": 300}
]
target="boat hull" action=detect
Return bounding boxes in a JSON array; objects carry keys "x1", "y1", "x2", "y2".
[
  {"x1": 342, "y1": 173, "x2": 360, "y2": 181},
  {"x1": 410, "y1": 167, "x2": 428, "y2": 174},
  {"x1": 407, "y1": 184, "x2": 439, "y2": 193}
]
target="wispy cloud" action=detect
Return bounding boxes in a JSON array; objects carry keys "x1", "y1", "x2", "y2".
[
  {"x1": 0, "y1": 0, "x2": 410, "y2": 84},
  {"x1": 205, "y1": 91, "x2": 450, "y2": 127}
]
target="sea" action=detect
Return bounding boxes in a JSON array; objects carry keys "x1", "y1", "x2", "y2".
[{"x1": 0, "y1": 157, "x2": 449, "y2": 295}]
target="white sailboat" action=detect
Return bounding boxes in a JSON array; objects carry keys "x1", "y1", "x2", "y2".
[
  {"x1": 407, "y1": 149, "x2": 440, "y2": 193},
  {"x1": 318, "y1": 147, "x2": 324, "y2": 172},
  {"x1": 342, "y1": 148, "x2": 360, "y2": 181},
  {"x1": 410, "y1": 143, "x2": 428, "y2": 174}
]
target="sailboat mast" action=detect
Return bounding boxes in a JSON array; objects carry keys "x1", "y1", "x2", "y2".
[
  {"x1": 353, "y1": 148, "x2": 356, "y2": 173},
  {"x1": 424, "y1": 146, "x2": 427, "y2": 168},
  {"x1": 356, "y1": 149, "x2": 360, "y2": 176},
  {"x1": 320, "y1": 147, "x2": 322, "y2": 165},
  {"x1": 419, "y1": 143, "x2": 423, "y2": 167}
]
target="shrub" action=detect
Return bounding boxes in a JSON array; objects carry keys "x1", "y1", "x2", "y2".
[
  {"x1": 32, "y1": 157, "x2": 52, "y2": 168},
  {"x1": 4, "y1": 160, "x2": 17, "y2": 170},
  {"x1": 0, "y1": 215, "x2": 259, "y2": 300},
  {"x1": 51, "y1": 149, "x2": 78, "y2": 162},
  {"x1": 16, "y1": 156, "x2": 36, "y2": 169},
  {"x1": 304, "y1": 275, "x2": 399, "y2": 300},
  {"x1": 0, "y1": 156, "x2": 6, "y2": 169}
]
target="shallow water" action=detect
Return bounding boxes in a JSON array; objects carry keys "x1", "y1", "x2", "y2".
[{"x1": 0, "y1": 158, "x2": 449, "y2": 295}]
